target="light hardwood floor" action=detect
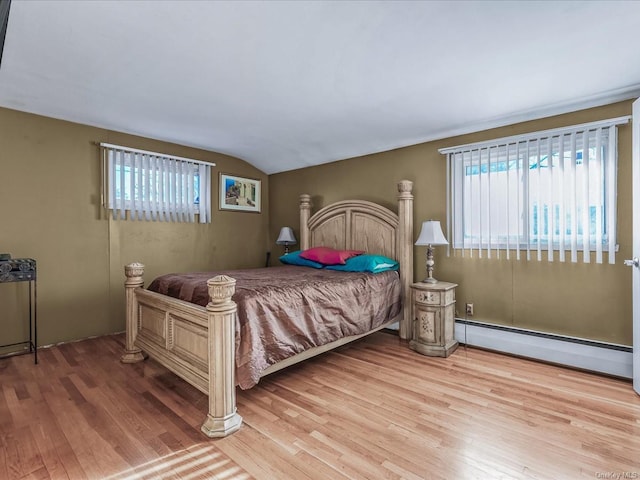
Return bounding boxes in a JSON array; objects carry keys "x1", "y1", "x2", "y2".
[{"x1": 1, "y1": 332, "x2": 639, "y2": 479}]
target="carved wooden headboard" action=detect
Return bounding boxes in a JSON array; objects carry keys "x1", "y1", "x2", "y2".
[
  {"x1": 298, "y1": 180, "x2": 414, "y2": 339},
  {"x1": 305, "y1": 199, "x2": 398, "y2": 257}
]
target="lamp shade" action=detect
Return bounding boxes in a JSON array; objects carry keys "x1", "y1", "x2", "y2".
[
  {"x1": 415, "y1": 220, "x2": 448, "y2": 246},
  {"x1": 276, "y1": 227, "x2": 297, "y2": 245}
]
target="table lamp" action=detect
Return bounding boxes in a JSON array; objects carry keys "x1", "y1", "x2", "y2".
[
  {"x1": 276, "y1": 227, "x2": 297, "y2": 254},
  {"x1": 415, "y1": 220, "x2": 448, "y2": 283}
]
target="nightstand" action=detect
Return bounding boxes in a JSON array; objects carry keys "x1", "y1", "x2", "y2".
[{"x1": 409, "y1": 281, "x2": 458, "y2": 357}]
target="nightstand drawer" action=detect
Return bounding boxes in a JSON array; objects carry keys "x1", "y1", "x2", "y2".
[{"x1": 414, "y1": 288, "x2": 455, "y2": 306}]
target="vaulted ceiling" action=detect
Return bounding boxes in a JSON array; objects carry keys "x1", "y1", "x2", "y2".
[{"x1": 1, "y1": 1, "x2": 639, "y2": 174}]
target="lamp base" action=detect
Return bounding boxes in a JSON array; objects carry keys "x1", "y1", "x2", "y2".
[{"x1": 423, "y1": 245, "x2": 438, "y2": 284}]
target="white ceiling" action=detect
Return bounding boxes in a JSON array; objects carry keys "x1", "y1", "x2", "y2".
[{"x1": 1, "y1": 1, "x2": 640, "y2": 174}]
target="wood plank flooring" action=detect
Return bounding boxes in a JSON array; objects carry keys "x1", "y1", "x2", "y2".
[{"x1": 1, "y1": 332, "x2": 639, "y2": 479}]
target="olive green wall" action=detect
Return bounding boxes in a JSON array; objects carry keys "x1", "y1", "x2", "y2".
[
  {"x1": 0, "y1": 107, "x2": 268, "y2": 348},
  {"x1": 2, "y1": 100, "x2": 631, "y2": 349},
  {"x1": 269, "y1": 100, "x2": 633, "y2": 345}
]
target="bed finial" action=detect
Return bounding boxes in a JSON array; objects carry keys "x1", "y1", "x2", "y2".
[
  {"x1": 397, "y1": 180, "x2": 414, "y2": 340},
  {"x1": 207, "y1": 275, "x2": 236, "y2": 306},
  {"x1": 121, "y1": 263, "x2": 146, "y2": 364},
  {"x1": 124, "y1": 262, "x2": 145, "y2": 283},
  {"x1": 300, "y1": 193, "x2": 312, "y2": 206},
  {"x1": 397, "y1": 179, "x2": 413, "y2": 196}
]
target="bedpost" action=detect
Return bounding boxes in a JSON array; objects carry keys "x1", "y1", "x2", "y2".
[
  {"x1": 201, "y1": 275, "x2": 243, "y2": 437},
  {"x1": 121, "y1": 263, "x2": 146, "y2": 363},
  {"x1": 397, "y1": 180, "x2": 414, "y2": 340},
  {"x1": 300, "y1": 194, "x2": 312, "y2": 250}
]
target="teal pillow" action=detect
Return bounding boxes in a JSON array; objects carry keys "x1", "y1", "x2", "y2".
[
  {"x1": 325, "y1": 254, "x2": 399, "y2": 273},
  {"x1": 279, "y1": 250, "x2": 324, "y2": 269}
]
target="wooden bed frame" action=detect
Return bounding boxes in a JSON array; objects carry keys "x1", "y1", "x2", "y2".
[{"x1": 121, "y1": 180, "x2": 414, "y2": 437}]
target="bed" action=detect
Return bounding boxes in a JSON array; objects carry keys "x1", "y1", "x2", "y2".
[{"x1": 120, "y1": 179, "x2": 414, "y2": 437}]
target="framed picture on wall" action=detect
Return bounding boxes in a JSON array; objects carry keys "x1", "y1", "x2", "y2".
[{"x1": 219, "y1": 173, "x2": 261, "y2": 213}]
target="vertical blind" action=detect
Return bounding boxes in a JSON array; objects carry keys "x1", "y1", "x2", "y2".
[
  {"x1": 440, "y1": 116, "x2": 630, "y2": 264},
  {"x1": 101, "y1": 143, "x2": 214, "y2": 223}
]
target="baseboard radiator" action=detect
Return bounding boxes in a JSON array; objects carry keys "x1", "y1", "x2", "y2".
[{"x1": 454, "y1": 319, "x2": 632, "y2": 379}]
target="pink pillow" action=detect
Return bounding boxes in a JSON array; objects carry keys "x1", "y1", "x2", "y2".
[{"x1": 299, "y1": 246, "x2": 364, "y2": 265}]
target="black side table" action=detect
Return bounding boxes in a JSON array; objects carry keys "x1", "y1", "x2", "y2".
[{"x1": 0, "y1": 258, "x2": 37, "y2": 364}]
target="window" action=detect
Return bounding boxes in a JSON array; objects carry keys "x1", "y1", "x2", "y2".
[
  {"x1": 101, "y1": 143, "x2": 213, "y2": 223},
  {"x1": 441, "y1": 116, "x2": 630, "y2": 264}
]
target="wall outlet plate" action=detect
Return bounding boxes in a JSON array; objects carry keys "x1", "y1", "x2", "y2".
[{"x1": 465, "y1": 303, "x2": 474, "y2": 316}]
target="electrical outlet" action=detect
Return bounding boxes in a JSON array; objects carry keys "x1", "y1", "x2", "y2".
[{"x1": 465, "y1": 303, "x2": 474, "y2": 316}]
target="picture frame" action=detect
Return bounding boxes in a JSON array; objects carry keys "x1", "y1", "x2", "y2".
[{"x1": 219, "y1": 173, "x2": 262, "y2": 213}]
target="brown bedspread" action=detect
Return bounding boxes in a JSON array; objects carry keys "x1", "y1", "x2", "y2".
[{"x1": 148, "y1": 266, "x2": 401, "y2": 389}]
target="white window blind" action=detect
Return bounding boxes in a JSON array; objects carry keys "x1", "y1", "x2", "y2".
[
  {"x1": 440, "y1": 116, "x2": 630, "y2": 264},
  {"x1": 101, "y1": 143, "x2": 214, "y2": 223}
]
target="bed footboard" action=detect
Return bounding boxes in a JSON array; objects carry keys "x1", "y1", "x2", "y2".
[{"x1": 121, "y1": 264, "x2": 242, "y2": 438}]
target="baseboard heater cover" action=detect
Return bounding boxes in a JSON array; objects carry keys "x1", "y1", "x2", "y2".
[{"x1": 454, "y1": 319, "x2": 632, "y2": 379}]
